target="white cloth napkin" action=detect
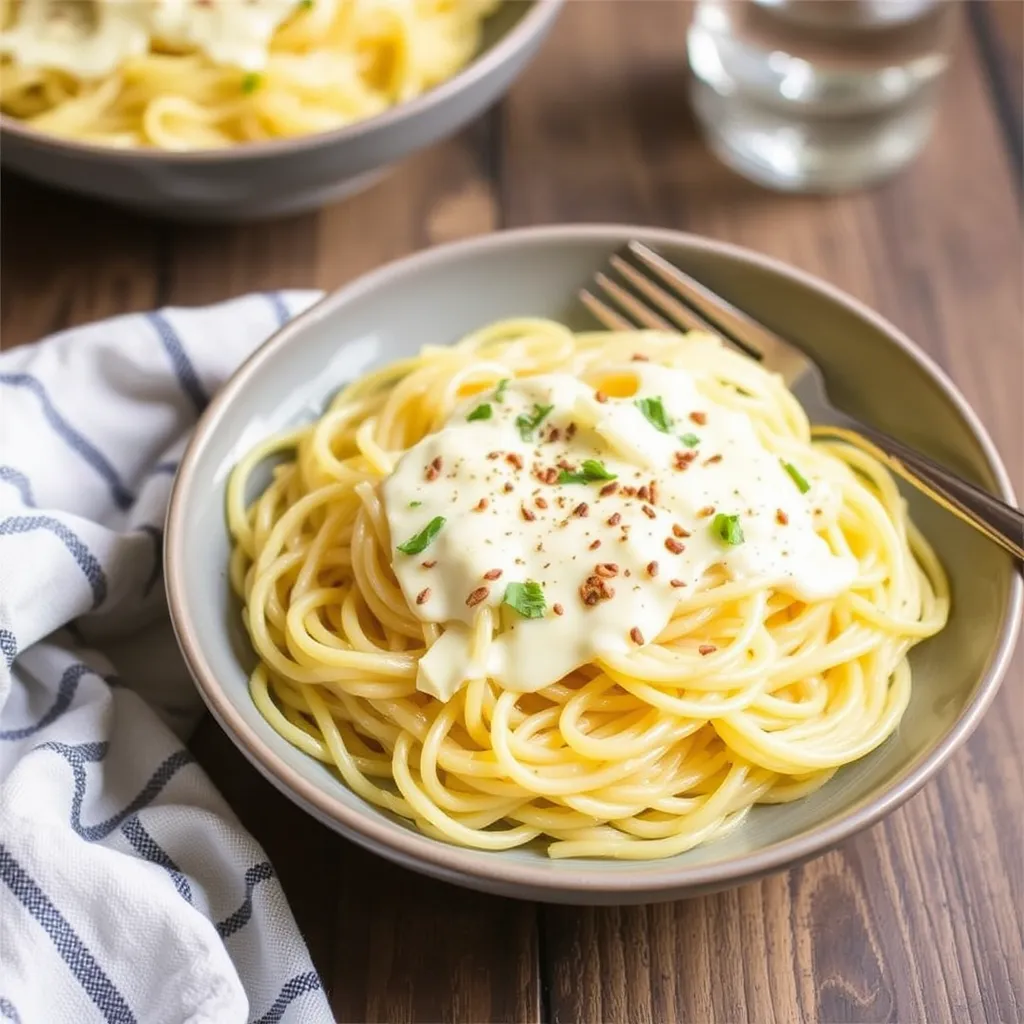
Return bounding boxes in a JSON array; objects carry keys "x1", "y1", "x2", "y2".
[{"x1": 0, "y1": 293, "x2": 336, "y2": 1024}]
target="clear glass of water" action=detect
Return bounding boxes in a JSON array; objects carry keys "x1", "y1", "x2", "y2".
[{"x1": 687, "y1": 0, "x2": 961, "y2": 192}]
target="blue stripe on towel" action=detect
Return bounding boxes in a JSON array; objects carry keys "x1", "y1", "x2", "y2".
[
  {"x1": 38, "y1": 741, "x2": 193, "y2": 841},
  {"x1": 216, "y1": 861, "x2": 274, "y2": 939},
  {"x1": 147, "y1": 312, "x2": 208, "y2": 415},
  {"x1": 0, "y1": 375, "x2": 133, "y2": 510},
  {"x1": 0, "y1": 997, "x2": 21, "y2": 1023},
  {"x1": 0, "y1": 664, "x2": 94, "y2": 741},
  {"x1": 0, "y1": 516, "x2": 107, "y2": 607},
  {"x1": 120, "y1": 816, "x2": 194, "y2": 904},
  {"x1": 0, "y1": 466, "x2": 36, "y2": 507},
  {"x1": 265, "y1": 292, "x2": 291, "y2": 328},
  {"x1": 0, "y1": 629, "x2": 16, "y2": 669},
  {"x1": 0, "y1": 845, "x2": 137, "y2": 1023},
  {"x1": 251, "y1": 972, "x2": 323, "y2": 1024},
  {"x1": 136, "y1": 524, "x2": 162, "y2": 597}
]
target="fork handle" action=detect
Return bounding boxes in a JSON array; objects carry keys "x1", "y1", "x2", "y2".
[{"x1": 815, "y1": 423, "x2": 1024, "y2": 565}]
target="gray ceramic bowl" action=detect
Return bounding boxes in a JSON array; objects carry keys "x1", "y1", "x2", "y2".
[
  {"x1": 166, "y1": 225, "x2": 1021, "y2": 904},
  {"x1": 0, "y1": 1, "x2": 560, "y2": 222}
]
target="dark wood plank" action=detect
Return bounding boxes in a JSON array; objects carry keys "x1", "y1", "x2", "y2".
[
  {"x1": 503, "y1": 5, "x2": 1023, "y2": 1022},
  {"x1": 973, "y1": 0, "x2": 1024, "y2": 165}
]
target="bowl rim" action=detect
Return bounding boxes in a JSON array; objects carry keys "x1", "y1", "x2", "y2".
[
  {"x1": 0, "y1": 0, "x2": 562, "y2": 164},
  {"x1": 166, "y1": 223, "x2": 1023, "y2": 896}
]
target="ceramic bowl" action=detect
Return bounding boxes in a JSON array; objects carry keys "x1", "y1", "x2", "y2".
[
  {"x1": 166, "y1": 225, "x2": 1021, "y2": 904},
  {"x1": 0, "y1": 1, "x2": 560, "y2": 222}
]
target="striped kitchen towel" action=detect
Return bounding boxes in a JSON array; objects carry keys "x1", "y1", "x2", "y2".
[{"x1": 0, "y1": 293, "x2": 334, "y2": 1024}]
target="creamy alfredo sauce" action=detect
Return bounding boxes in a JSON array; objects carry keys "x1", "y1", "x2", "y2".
[
  {"x1": 0, "y1": 0, "x2": 313, "y2": 78},
  {"x1": 382, "y1": 367, "x2": 857, "y2": 702}
]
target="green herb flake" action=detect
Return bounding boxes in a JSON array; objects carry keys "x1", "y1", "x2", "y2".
[
  {"x1": 408, "y1": 500, "x2": 422, "y2": 508},
  {"x1": 781, "y1": 461, "x2": 811, "y2": 494},
  {"x1": 298, "y1": 0, "x2": 315, "y2": 9},
  {"x1": 467, "y1": 403, "x2": 492, "y2": 422},
  {"x1": 241, "y1": 72, "x2": 262, "y2": 95},
  {"x1": 635, "y1": 396, "x2": 672, "y2": 433},
  {"x1": 558, "y1": 459, "x2": 618, "y2": 485},
  {"x1": 679, "y1": 432, "x2": 700, "y2": 448},
  {"x1": 515, "y1": 403, "x2": 554, "y2": 441},
  {"x1": 493, "y1": 378, "x2": 510, "y2": 402},
  {"x1": 711, "y1": 513, "x2": 744, "y2": 546},
  {"x1": 503, "y1": 580, "x2": 546, "y2": 619},
  {"x1": 397, "y1": 516, "x2": 445, "y2": 555}
]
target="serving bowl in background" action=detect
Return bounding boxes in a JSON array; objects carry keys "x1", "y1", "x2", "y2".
[
  {"x1": 165, "y1": 225, "x2": 1021, "y2": 904},
  {"x1": 0, "y1": 0, "x2": 561, "y2": 222}
]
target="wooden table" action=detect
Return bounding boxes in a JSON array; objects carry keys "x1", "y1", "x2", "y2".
[{"x1": 3, "y1": 3, "x2": 1021, "y2": 1021}]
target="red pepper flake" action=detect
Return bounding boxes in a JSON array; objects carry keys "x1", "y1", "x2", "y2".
[
  {"x1": 573, "y1": 503, "x2": 589, "y2": 517},
  {"x1": 506, "y1": 452, "x2": 524, "y2": 470},
  {"x1": 544, "y1": 467, "x2": 559, "y2": 484},
  {"x1": 641, "y1": 504, "x2": 657, "y2": 519},
  {"x1": 704, "y1": 454, "x2": 723, "y2": 466},
  {"x1": 690, "y1": 411, "x2": 707, "y2": 425},
  {"x1": 535, "y1": 496, "x2": 549, "y2": 509},
  {"x1": 776, "y1": 509, "x2": 789, "y2": 525},
  {"x1": 697, "y1": 505, "x2": 716, "y2": 518},
  {"x1": 421, "y1": 560, "x2": 437, "y2": 569},
  {"x1": 548, "y1": 427, "x2": 561, "y2": 443},
  {"x1": 483, "y1": 568, "x2": 503, "y2": 580},
  {"x1": 566, "y1": 422, "x2": 578, "y2": 439},
  {"x1": 503, "y1": 482, "x2": 514, "y2": 493},
  {"x1": 474, "y1": 497, "x2": 489, "y2": 512},
  {"x1": 521, "y1": 506, "x2": 536, "y2": 522},
  {"x1": 589, "y1": 539, "x2": 601, "y2": 550},
  {"x1": 466, "y1": 586, "x2": 490, "y2": 607},
  {"x1": 630, "y1": 626, "x2": 645, "y2": 644},
  {"x1": 425, "y1": 456, "x2": 442, "y2": 481},
  {"x1": 637, "y1": 485, "x2": 650, "y2": 502},
  {"x1": 416, "y1": 588, "x2": 431, "y2": 605},
  {"x1": 646, "y1": 560, "x2": 659, "y2": 577},
  {"x1": 595, "y1": 390, "x2": 609, "y2": 403},
  {"x1": 595, "y1": 562, "x2": 619, "y2": 578},
  {"x1": 649, "y1": 481, "x2": 659, "y2": 505},
  {"x1": 487, "y1": 451, "x2": 501, "y2": 460},
  {"x1": 665, "y1": 538, "x2": 685, "y2": 554},
  {"x1": 557, "y1": 458, "x2": 575, "y2": 471},
  {"x1": 699, "y1": 644, "x2": 717, "y2": 656},
  {"x1": 579, "y1": 573, "x2": 614, "y2": 606},
  {"x1": 672, "y1": 524, "x2": 691, "y2": 538},
  {"x1": 599, "y1": 482, "x2": 618, "y2": 497},
  {"x1": 673, "y1": 450, "x2": 698, "y2": 471},
  {"x1": 622, "y1": 485, "x2": 637, "y2": 497},
  {"x1": 631, "y1": 353, "x2": 650, "y2": 362},
  {"x1": 670, "y1": 579, "x2": 686, "y2": 588},
  {"x1": 553, "y1": 603, "x2": 564, "y2": 616},
  {"x1": 607, "y1": 512, "x2": 622, "y2": 526}
]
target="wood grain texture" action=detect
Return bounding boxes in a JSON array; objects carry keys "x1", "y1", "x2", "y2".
[{"x1": 1, "y1": 2, "x2": 1021, "y2": 1021}]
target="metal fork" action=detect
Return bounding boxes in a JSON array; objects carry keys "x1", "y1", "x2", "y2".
[{"x1": 580, "y1": 241, "x2": 1024, "y2": 565}]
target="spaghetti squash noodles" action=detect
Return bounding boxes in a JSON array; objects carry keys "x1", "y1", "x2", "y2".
[
  {"x1": 227, "y1": 319, "x2": 948, "y2": 859},
  {"x1": 0, "y1": 0, "x2": 498, "y2": 149}
]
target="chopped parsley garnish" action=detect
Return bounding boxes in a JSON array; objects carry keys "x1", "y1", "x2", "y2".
[
  {"x1": 397, "y1": 516, "x2": 445, "y2": 555},
  {"x1": 503, "y1": 580, "x2": 546, "y2": 619},
  {"x1": 711, "y1": 513, "x2": 744, "y2": 546},
  {"x1": 467, "y1": 403, "x2": 492, "y2": 422},
  {"x1": 515, "y1": 403, "x2": 553, "y2": 441},
  {"x1": 558, "y1": 459, "x2": 618, "y2": 484},
  {"x1": 635, "y1": 396, "x2": 672, "y2": 433},
  {"x1": 298, "y1": 0, "x2": 315, "y2": 9},
  {"x1": 494, "y1": 378, "x2": 510, "y2": 402},
  {"x1": 679, "y1": 432, "x2": 700, "y2": 448},
  {"x1": 241, "y1": 72, "x2": 262, "y2": 95},
  {"x1": 781, "y1": 461, "x2": 811, "y2": 494},
  {"x1": 408, "y1": 500, "x2": 422, "y2": 508}
]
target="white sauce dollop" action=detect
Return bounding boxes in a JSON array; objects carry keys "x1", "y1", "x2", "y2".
[
  {"x1": 0, "y1": 0, "x2": 309, "y2": 78},
  {"x1": 382, "y1": 368, "x2": 857, "y2": 702}
]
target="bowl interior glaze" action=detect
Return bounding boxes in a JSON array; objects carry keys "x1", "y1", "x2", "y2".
[{"x1": 167, "y1": 226, "x2": 1020, "y2": 903}]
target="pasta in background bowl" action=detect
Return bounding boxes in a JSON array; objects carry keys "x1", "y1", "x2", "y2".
[
  {"x1": 165, "y1": 225, "x2": 1021, "y2": 902},
  {"x1": 0, "y1": 0, "x2": 561, "y2": 219}
]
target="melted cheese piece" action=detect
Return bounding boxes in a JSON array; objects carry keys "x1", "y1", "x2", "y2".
[
  {"x1": 382, "y1": 368, "x2": 857, "y2": 702},
  {"x1": 0, "y1": 0, "x2": 309, "y2": 78}
]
